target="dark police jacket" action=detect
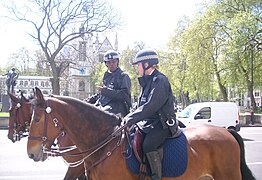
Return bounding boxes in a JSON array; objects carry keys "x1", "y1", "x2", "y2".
[
  {"x1": 97, "y1": 67, "x2": 131, "y2": 116},
  {"x1": 125, "y1": 69, "x2": 176, "y2": 133}
]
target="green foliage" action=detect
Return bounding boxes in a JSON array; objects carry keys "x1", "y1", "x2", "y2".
[
  {"x1": 89, "y1": 62, "x2": 107, "y2": 93},
  {"x1": 120, "y1": 47, "x2": 140, "y2": 97},
  {"x1": 164, "y1": 0, "x2": 261, "y2": 106}
]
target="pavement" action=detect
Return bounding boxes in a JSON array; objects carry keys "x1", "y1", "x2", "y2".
[{"x1": 241, "y1": 123, "x2": 262, "y2": 127}]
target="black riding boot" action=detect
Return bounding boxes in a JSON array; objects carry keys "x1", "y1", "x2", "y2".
[{"x1": 146, "y1": 151, "x2": 162, "y2": 180}]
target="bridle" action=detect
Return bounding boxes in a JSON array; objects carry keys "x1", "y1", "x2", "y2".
[
  {"x1": 9, "y1": 100, "x2": 30, "y2": 141},
  {"x1": 28, "y1": 100, "x2": 65, "y2": 148},
  {"x1": 28, "y1": 99, "x2": 128, "y2": 169}
]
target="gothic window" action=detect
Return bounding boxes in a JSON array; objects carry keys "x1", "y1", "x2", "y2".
[
  {"x1": 42, "y1": 90, "x2": 49, "y2": 95},
  {"x1": 30, "y1": 81, "x2": 34, "y2": 86},
  {"x1": 79, "y1": 80, "x2": 85, "y2": 91},
  {"x1": 24, "y1": 81, "x2": 28, "y2": 87},
  {"x1": 35, "y1": 81, "x2": 39, "y2": 86},
  {"x1": 99, "y1": 54, "x2": 104, "y2": 62},
  {"x1": 79, "y1": 41, "x2": 87, "y2": 61},
  {"x1": 41, "y1": 81, "x2": 44, "y2": 87},
  {"x1": 45, "y1": 81, "x2": 49, "y2": 87}
]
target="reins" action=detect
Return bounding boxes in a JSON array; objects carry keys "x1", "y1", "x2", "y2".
[
  {"x1": 45, "y1": 119, "x2": 127, "y2": 168},
  {"x1": 29, "y1": 98, "x2": 129, "y2": 168},
  {"x1": 47, "y1": 124, "x2": 127, "y2": 157}
]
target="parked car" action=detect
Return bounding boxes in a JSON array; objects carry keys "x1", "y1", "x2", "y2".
[{"x1": 177, "y1": 102, "x2": 240, "y2": 131}]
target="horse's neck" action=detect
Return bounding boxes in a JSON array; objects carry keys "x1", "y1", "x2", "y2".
[{"x1": 55, "y1": 101, "x2": 116, "y2": 152}]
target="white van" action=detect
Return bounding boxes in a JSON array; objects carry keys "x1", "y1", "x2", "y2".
[{"x1": 177, "y1": 102, "x2": 240, "y2": 131}]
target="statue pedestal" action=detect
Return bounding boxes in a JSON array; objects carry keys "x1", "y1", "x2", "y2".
[{"x1": 1, "y1": 94, "x2": 10, "y2": 112}]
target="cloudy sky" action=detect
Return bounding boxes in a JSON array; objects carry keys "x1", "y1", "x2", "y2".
[{"x1": 0, "y1": 0, "x2": 205, "y2": 67}]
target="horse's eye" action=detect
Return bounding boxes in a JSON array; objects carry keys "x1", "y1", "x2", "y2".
[
  {"x1": 34, "y1": 117, "x2": 40, "y2": 123},
  {"x1": 32, "y1": 110, "x2": 41, "y2": 123}
]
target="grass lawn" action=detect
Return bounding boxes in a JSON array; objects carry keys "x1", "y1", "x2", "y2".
[{"x1": 0, "y1": 112, "x2": 9, "y2": 117}]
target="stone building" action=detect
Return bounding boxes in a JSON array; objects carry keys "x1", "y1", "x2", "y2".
[
  {"x1": 63, "y1": 33, "x2": 118, "y2": 99},
  {"x1": 0, "y1": 75, "x2": 52, "y2": 98}
]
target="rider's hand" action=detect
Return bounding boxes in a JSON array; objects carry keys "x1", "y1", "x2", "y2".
[{"x1": 97, "y1": 83, "x2": 106, "y2": 93}]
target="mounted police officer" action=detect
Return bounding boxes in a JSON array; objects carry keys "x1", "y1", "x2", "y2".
[
  {"x1": 124, "y1": 49, "x2": 178, "y2": 180},
  {"x1": 88, "y1": 50, "x2": 132, "y2": 117}
]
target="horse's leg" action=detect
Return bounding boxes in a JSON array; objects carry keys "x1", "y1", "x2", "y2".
[
  {"x1": 209, "y1": 131, "x2": 242, "y2": 180},
  {"x1": 211, "y1": 156, "x2": 242, "y2": 180},
  {"x1": 87, "y1": 144, "x2": 137, "y2": 180}
]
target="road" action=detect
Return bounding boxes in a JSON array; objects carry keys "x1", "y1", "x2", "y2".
[
  {"x1": 239, "y1": 126, "x2": 262, "y2": 179},
  {"x1": 0, "y1": 127, "x2": 261, "y2": 179},
  {"x1": 0, "y1": 130, "x2": 67, "y2": 180}
]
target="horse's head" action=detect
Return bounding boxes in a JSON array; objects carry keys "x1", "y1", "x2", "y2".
[
  {"x1": 27, "y1": 87, "x2": 64, "y2": 162},
  {"x1": 8, "y1": 92, "x2": 31, "y2": 142}
]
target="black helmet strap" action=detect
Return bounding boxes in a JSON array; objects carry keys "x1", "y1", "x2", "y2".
[{"x1": 142, "y1": 62, "x2": 151, "y2": 76}]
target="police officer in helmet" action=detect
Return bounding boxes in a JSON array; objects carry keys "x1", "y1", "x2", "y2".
[
  {"x1": 124, "y1": 49, "x2": 177, "y2": 180},
  {"x1": 88, "y1": 50, "x2": 131, "y2": 117}
]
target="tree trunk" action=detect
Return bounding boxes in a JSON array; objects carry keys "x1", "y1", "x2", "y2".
[
  {"x1": 49, "y1": 57, "x2": 61, "y2": 95},
  {"x1": 241, "y1": 65, "x2": 256, "y2": 112},
  {"x1": 247, "y1": 79, "x2": 257, "y2": 112},
  {"x1": 51, "y1": 77, "x2": 60, "y2": 95},
  {"x1": 215, "y1": 71, "x2": 228, "y2": 101},
  {"x1": 193, "y1": 83, "x2": 200, "y2": 102}
]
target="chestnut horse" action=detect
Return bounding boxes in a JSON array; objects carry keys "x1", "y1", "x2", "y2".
[
  {"x1": 8, "y1": 93, "x2": 86, "y2": 180},
  {"x1": 8, "y1": 93, "x2": 31, "y2": 142},
  {"x1": 27, "y1": 87, "x2": 255, "y2": 180}
]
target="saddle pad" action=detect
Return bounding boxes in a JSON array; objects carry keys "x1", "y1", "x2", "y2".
[{"x1": 126, "y1": 131, "x2": 188, "y2": 177}]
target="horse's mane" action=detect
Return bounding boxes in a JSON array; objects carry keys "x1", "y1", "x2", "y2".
[{"x1": 49, "y1": 95, "x2": 121, "y2": 126}]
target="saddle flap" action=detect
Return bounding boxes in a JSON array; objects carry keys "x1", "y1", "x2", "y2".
[{"x1": 132, "y1": 129, "x2": 144, "y2": 163}]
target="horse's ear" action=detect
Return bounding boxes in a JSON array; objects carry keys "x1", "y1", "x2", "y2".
[
  {"x1": 20, "y1": 92, "x2": 29, "y2": 103},
  {"x1": 35, "y1": 87, "x2": 44, "y2": 103},
  {"x1": 8, "y1": 92, "x2": 19, "y2": 103}
]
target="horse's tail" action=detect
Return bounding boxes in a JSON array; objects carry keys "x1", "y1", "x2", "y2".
[{"x1": 227, "y1": 129, "x2": 256, "y2": 180}]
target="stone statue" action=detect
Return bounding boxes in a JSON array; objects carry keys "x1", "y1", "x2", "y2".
[{"x1": 2, "y1": 68, "x2": 19, "y2": 94}]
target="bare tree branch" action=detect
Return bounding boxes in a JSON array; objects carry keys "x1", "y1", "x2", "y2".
[{"x1": 4, "y1": 0, "x2": 121, "y2": 94}]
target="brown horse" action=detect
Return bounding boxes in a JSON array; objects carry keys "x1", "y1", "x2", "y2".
[
  {"x1": 8, "y1": 93, "x2": 86, "y2": 180},
  {"x1": 27, "y1": 87, "x2": 255, "y2": 180},
  {"x1": 8, "y1": 92, "x2": 31, "y2": 142}
]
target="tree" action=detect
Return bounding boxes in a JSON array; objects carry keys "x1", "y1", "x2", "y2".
[
  {"x1": 162, "y1": 18, "x2": 192, "y2": 107},
  {"x1": 33, "y1": 49, "x2": 52, "y2": 76},
  {"x1": 5, "y1": 0, "x2": 121, "y2": 94},
  {"x1": 214, "y1": 0, "x2": 262, "y2": 111},
  {"x1": 165, "y1": 0, "x2": 261, "y2": 108}
]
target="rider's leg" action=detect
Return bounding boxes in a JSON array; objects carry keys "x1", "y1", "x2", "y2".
[
  {"x1": 142, "y1": 122, "x2": 170, "y2": 180},
  {"x1": 146, "y1": 151, "x2": 162, "y2": 180}
]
